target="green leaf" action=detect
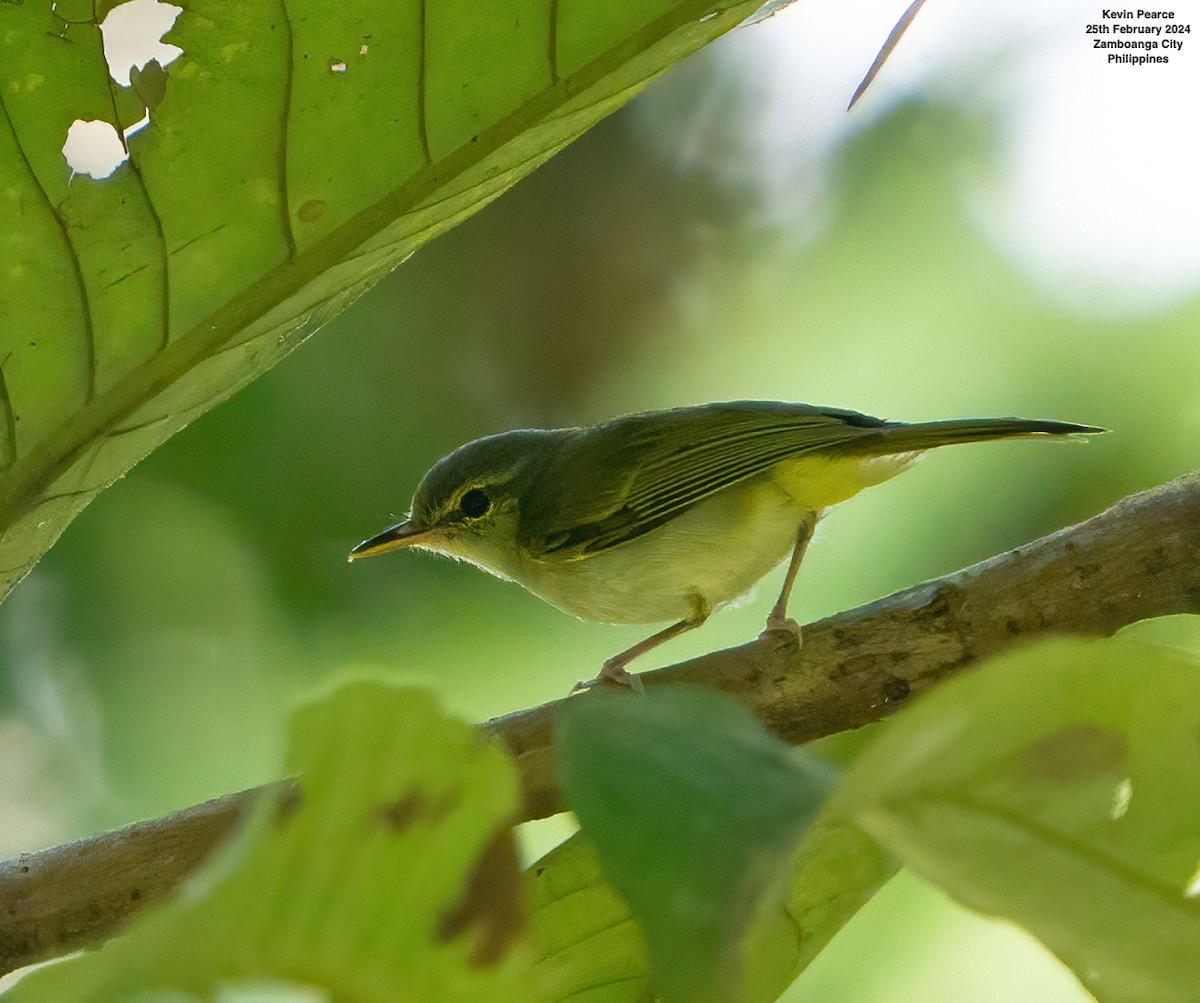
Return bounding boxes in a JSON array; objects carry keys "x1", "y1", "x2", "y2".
[
  {"x1": 4, "y1": 681, "x2": 531, "y2": 1002},
  {"x1": 0, "y1": 0, "x2": 763, "y2": 600},
  {"x1": 529, "y1": 833, "x2": 651, "y2": 1002},
  {"x1": 128, "y1": 60, "x2": 168, "y2": 113},
  {"x1": 835, "y1": 635, "x2": 1200, "y2": 1003},
  {"x1": 554, "y1": 685, "x2": 834, "y2": 1003},
  {"x1": 528, "y1": 800, "x2": 894, "y2": 1003},
  {"x1": 772, "y1": 816, "x2": 895, "y2": 985}
]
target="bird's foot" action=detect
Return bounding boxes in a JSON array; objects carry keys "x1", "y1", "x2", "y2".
[
  {"x1": 761, "y1": 615, "x2": 803, "y2": 646},
  {"x1": 572, "y1": 660, "x2": 646, "y2": 695}
]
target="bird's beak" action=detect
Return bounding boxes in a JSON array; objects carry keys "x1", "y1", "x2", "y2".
[{"x1": 348, "y1": 521, "x2": 433, "y2": 561}]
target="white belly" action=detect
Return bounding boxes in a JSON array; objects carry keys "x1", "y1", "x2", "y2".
[
  {"x1": 519, "y1": 477, "x2": 806, "y2": 624},
  {"x1": 438, "y1": 453, "x2": 916, "y2": 626}
]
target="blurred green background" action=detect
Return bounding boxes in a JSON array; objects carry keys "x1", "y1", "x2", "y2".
[{"x1": 2, "y1": 6, "x2": 1197, "y2": 1001}]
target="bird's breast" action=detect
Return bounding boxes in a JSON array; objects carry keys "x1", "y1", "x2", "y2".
[{"x1": 517, "y1": 477, "x2": 807, "y2": 624}]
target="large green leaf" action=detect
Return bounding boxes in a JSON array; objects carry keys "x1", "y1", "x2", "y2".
[
  {"x1": 4, "y1": 680, "x2": 530, "y2": 1000},
  {"x1": 528, "y1": 714, "x2": 892, "y2": 1003},
  {"x1": 528, "y1": 815, "x2": 894, "y2": 1003},
  {"x1": 835, "y1": 635, "x2": 1200, "y2": 1003},
  {"x1": 0, "y1": 0, "x2": 762, "y2": 600},
  {"x1": 551, "y1": 686, "x2": 836, "y2": 1003}
]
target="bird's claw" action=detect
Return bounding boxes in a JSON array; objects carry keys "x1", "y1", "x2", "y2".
[
  {"x1": 572, "y1": 661, "x2": 645, "y2": 695},
  {"x1": 761, "y1": 616, "x2": 803, "y2": 646}
]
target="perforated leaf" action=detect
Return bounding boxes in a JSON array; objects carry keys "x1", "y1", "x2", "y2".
[{"x1": 0, "y1": 0, "x2": 763, "y2": 599}]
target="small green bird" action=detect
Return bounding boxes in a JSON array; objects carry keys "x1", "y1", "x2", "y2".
[{"x1": 350, "y1": 401, "x2": 1101, "y2": 688}]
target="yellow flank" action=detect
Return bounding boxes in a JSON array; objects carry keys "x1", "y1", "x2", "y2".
[{"x1": 771, "y1": 452, "x2": 920, "y2": 509}]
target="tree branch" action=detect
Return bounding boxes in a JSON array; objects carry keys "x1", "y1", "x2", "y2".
[{"x1": 2, "y1": 474, "x2": 1198, "y2": 975}]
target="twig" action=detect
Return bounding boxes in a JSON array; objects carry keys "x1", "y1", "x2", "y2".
[
  {"x1": 2, "y1": 474, "x2": 1197, "y2": 975},
  {"x1": 848, "y1": 0, "x2": 929, "y2": 110}
]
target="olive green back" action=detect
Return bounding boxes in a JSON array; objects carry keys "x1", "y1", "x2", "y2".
[{"x1": 517, "y1": 401, "x2": 1098, "y2": 560}]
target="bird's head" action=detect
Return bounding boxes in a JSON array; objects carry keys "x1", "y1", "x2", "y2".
[{"x1": 348, "y1": 428, "x2": 562, "y2": 572}]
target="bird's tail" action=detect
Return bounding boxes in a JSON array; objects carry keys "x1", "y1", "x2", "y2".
[{"x1": 849, "y1": 417, "x2": 1106, "y2": 456}]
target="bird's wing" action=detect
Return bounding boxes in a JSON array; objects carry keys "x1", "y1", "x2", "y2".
[{"x1": 520, "y1": 401, "x2": 889, "y2": 560}]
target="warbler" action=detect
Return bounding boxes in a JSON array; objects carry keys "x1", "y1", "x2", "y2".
[{"x1": 350, "y1": 401, "x2": 1101, "y2": 687}]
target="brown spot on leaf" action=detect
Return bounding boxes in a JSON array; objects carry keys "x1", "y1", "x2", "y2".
[
  {"x1": 380, "y1": 790, "x2": 426, "y2": 832},
  {"x1": 298, "y1": 199, "x2": 327, "y2": 222},
  {"x1": 1020, "y1": 724, "x2": 1127, "y2": 782},
  {"x1": 437, "y1": 826, "x2": 526, "y2": 968},
  {"x1": 378, "y1": 789, "x2": 462, "y2": 831}
]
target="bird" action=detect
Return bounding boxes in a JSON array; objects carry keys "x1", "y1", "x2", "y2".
[{"x1": 349, "y1": 400, "x2": 1102, "y2": 688}]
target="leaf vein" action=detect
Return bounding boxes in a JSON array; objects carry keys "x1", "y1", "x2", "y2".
[
  {"x1": 169, "y1": 222, "x2": 229, "y2": 257},
  {"x1": 417, "y1": 0, "x2": 432, "y2": 164},
  {"x1": 0, "y1": 87, "x2": 95, "y2": 414},
  {"x1": 277, "y1": 0, "x2": 298, "y2": 259},
  {"x1": 936, "y1": 791, "x2": 1200, "y2": 911},
  {"x1": 557, "y1": 974, "x2": 649, "y2": 1002},
  {"x1": 0, "y1": 364, "x2": 15, "y2": 471},
  {"x1": 95, "y1": 24, "x2": 172, "y2": 350},
  {"x1": 107, "y1": 414, "x2": 170, "y2": 437},
  {"x1": 538, "y1": 912, "x2": 637, "y2": 963},
  {"x1": 549, "y1": 0, "x2": 560, "y2": 82}
]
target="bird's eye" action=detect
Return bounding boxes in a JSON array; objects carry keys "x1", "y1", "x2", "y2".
[{"x1": 459, "y1": 488, "x2": 491, "y2": 519}]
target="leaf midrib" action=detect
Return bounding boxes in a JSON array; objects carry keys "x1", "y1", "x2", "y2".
[{"x1": 908, "y1": 790, "x2": 1200, "y2": 914}]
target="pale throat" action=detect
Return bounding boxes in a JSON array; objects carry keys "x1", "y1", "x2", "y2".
[{"x1": 418, "y1": 523, "x2": 525, "y2": 584}]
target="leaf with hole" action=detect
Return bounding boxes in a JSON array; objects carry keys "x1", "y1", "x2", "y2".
[{"x1": 0, "y1": 0, "x2": 766, "y2": 600}]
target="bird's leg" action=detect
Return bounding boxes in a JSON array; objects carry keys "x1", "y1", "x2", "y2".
[
  {"x1": 575, "y1": 596, "x2": 711, "y2": 694},
  {"x1": 762, "y1": 512, "x2": 818, "y2": 642}
]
